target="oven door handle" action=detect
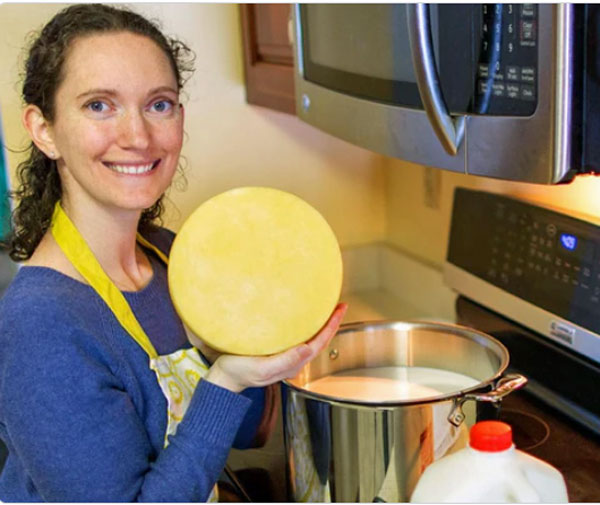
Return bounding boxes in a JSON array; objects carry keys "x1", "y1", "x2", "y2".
[
  {"x1": 407, "y1": 3, "x2": 466, "y2": 156},
  {"x1": 447, "y1": 373, "x2": 528, "y2": 427}
]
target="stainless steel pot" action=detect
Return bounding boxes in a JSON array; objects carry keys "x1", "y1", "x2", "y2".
[{"x1": 281, "y1": 320, "x2": 527, "y2": 502}]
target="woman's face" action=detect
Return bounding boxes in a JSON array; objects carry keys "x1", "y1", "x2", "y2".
[{"x1": 48, "y1": 31, "x2": 184, "y2": 215}]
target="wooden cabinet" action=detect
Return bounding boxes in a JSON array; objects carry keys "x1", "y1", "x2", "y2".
[{"x1": 240, "y1": 4, "x2": 295, "y2": 115}]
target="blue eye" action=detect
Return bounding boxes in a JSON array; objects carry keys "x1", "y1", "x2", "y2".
[
  {"x1": 87, "y1": 101, "x2": 109, "y2": 113},
  {"x1": 151, "y1": 100, "x2": 174, "y2": 113}
]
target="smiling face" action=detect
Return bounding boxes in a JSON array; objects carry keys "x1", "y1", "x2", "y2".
[{"x1": 47, "y1": 31, "x2": 184, "y2": 217}]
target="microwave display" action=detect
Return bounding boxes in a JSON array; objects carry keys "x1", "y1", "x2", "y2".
[{"x1": 300, "y1": 4, "x2": 538, "y2": 117}]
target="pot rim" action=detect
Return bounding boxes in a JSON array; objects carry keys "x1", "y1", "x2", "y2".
[{"x1": 282, "y1": 319, "x2": 511, "y2": 409}]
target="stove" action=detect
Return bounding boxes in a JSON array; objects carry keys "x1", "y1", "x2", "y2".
[
  {"x1": 457, "y1": 296, "x2": 600, "y2": 502},
  {"x1": 446, "y1": 188, "x2": 600, "y2": 503}
]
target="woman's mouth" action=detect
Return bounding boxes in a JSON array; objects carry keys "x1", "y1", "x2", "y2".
[{"x1": 103, "y1": 160, "x2": 160, "y2": 175}]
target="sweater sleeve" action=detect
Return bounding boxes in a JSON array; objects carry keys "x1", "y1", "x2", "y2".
[{"x1": 1, "y1": 312, "x2": 250, "y2": 502}]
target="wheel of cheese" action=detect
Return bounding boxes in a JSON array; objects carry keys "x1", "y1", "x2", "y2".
[{"x1": 168, "y1": 187, "x2": 343, "y2": 356}]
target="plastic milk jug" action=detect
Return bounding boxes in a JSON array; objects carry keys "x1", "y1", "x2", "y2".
[{"x1": 410, "y1": 420, "x2": 569, "y2": 503}]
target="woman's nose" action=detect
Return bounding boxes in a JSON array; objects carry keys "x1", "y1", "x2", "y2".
[{"x1": 117, "y1": 110, "x2": 151, "y2": 150}]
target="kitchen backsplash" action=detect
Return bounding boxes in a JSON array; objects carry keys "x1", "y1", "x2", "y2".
[{"x1": 341, "y1": 243, "x2": 456, "y2": 323}]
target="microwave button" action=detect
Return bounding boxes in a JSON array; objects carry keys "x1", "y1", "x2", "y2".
[
  {"x1": 506, "y1": 66, "x2": 520, "y2": 81},
  {"x1": 521, "y1": 4, "x2": 536, "y2": 17},
  {"x1": 521, "y1": 85, "x2": 535, "y2": 101},
  {"x1": 492, "y1": 82, "x2": 505, "y2": 97},
  {"x1": 520, "y1": 21, "x2": 537, "y2": 47},
  {"x1": 478, "y1": 64, "x2": 489, "y2": 79},
  {"x1": 507, "y1": 22, "x2": 516, "y2": 40},
  {"x1": 506, "y1": 83, "x2": 520, "y2": 99},
  {"x1": 478, "y1": 79, "x2": 490, "y2": 95},
  {"x1": 521, "y1": 20, "x2": 536, "y2": 40},
  {"x1": 521, "y1": 66, "x2": 535, "y2": 83}
]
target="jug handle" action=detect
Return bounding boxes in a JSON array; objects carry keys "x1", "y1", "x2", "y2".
[{"x1": 447, "y1": 373, "x2": 528, "y2": 427}]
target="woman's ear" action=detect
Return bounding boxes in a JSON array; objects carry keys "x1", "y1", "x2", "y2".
[{"x1": 22, "y1": 105, "x2": 59, "y2": 160}]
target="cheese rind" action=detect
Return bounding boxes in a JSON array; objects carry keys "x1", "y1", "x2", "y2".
[{"x1": 168, "y1": 187, "x2": 343, "y2": 356}]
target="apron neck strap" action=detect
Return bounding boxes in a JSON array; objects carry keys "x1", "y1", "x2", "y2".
[
  {"x1": 136, "y1": 233, "x2": 169, "y2": 265},
  {"x1": 50, "y1": 201, "x2": 159, "y2": 360}
]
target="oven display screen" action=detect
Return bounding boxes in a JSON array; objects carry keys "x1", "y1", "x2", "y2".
[
  {"x1": 557, "y1": 231, "x2": 595, "y2": 263},
  {"x1": 560, "y1": 233, "x2": 578, "y2": 252}
]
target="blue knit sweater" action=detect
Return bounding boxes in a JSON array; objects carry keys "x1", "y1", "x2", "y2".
[{"x1": 0, "y1": 227, "x2": 266, "y2": 502}]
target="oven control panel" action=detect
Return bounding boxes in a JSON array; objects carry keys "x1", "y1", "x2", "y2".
[{"x1": 445, "y1": 188, "x2": 600, "y2": 364}]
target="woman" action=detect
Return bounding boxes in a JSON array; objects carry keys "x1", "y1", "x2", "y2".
[{"x1": 0, "y1": 4, "x2": 346, "y2": 502}]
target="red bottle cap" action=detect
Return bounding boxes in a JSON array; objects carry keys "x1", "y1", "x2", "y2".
[{"x1": 469, "y1": 421, "x2": 513, "y2": 452}]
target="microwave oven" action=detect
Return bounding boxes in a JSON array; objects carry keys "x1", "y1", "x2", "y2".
[{"x1": 291, "y1": 4, "x2": 600, "y2": 184}]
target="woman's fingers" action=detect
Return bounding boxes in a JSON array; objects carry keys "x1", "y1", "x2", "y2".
[
  {"x1": 304, "y1": 302, "x2": 348, "y2": 355},
  {"x1": 204, "y1": 303, "x2": 349, "y2": 392},
  {"x1": 260, "y1": 303, "x2": 348, "y2": 382}
]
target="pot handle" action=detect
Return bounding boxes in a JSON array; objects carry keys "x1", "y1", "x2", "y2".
[{"x1": 447, "y1": 373, "x2": 528, "y2": 427}]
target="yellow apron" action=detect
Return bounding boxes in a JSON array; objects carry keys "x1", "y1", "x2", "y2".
[{"x1": 50, "y1": 202, "x2": 218, "y2": 502}]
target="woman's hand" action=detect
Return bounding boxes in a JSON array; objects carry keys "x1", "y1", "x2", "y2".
[{"x1": 203, "y1": 303, "x2": 348, "y2": 393}]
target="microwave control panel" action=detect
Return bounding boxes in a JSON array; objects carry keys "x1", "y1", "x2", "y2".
[
  {"x1": 473, "y1": 3, "x2": 538, "y2": 116},
  {"x1": 447, "y1": 188, "x2": 600, "y2": 345}
]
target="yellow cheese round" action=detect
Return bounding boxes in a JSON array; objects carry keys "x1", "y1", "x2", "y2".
[{"x1": 168, "y1": 187, "x2": 343, "y2": 356}]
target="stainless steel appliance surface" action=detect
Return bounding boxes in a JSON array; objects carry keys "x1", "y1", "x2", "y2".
[
  {"x1": 446, "y1": 187, "x2": 600, "y2": 502},
  {"x1": 292, "y1": 4, "x2": 600, "y2": 184}
]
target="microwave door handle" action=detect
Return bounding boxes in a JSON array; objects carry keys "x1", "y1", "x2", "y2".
[{"x1": 407, "y1": 4, "x2": 466, "y2": 156}]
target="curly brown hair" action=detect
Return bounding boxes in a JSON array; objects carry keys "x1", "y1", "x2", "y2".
[{"x1": 6, "y1": 3, "x2": 195, "y2": 261}]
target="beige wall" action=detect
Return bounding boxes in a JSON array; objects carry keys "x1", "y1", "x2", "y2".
[
  {"x1": 385, "y1": 158, "x2": 600, "y2": 268},
  {"x1": 5, "y1": 3, "x2": 598, "y2": 272},
  {"x1": 0, "y1": 3, "x2": 386, "y2": 248}
]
